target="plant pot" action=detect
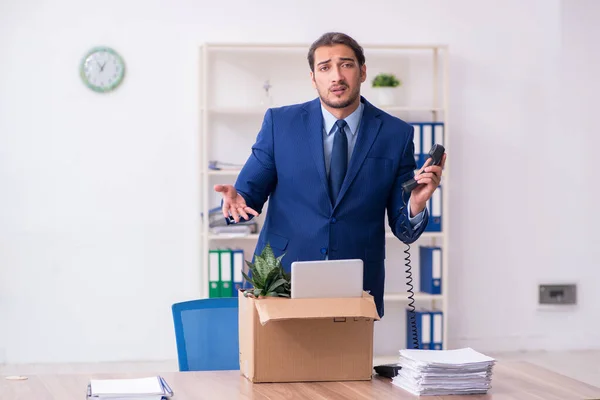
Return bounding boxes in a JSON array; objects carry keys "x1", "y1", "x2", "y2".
[{"x1": 373, "y1": 87, "x2": 397, "y2": 107}]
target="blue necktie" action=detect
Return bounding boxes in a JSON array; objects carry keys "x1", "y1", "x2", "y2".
[{"x1": 329, "y1": 119, "x2": 348, "y2": 205}]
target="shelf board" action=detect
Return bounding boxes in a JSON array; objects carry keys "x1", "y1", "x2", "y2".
[
  {"x1": 382, "y1": 106, "x2": 445, "y2": 113},
  {"x1": 204, "y1": 43, "x2": 448, "y2": 51},
  {"x1": 383, "y1": 292, "x2": 443, "y2": 302},
  {"x1": 205, "y1": 231, "x2": 441, "y2": 240},
  {"x1": 204, "y1": 107, "x2": 269, "y2": 115},
  {"x1": 204, "y1": 169, "x2": 242, "y2": 176},
  {"x1": 385, "y1": 231, "x2": 443, "y2": 239},
  {"x1": 207, "y1": 233, "x2": 259, "y2": 240},
  {"x1": 203, "y1": 106, "x2": 445, "y2": 115}
]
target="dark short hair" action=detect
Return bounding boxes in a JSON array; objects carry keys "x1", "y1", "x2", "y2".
[{"x1": 307, "y1": 32, "x2": 365, "y2": 72}]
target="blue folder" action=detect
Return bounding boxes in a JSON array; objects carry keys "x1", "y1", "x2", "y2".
[
  {"x1": 420, "y1": 246, "x2": 442, "y2": 295},
  {"x1": 424, "y1": 185, "x2": 442, "y2": 232},
  {"x1": 431, "y1": 310, "x2": 444, "y2": 350},
  {"x1": 406, "y1": 309, "x2": 432, "y2": 350},
  {"x1": 231, "y1": 249, "x2": 245, "y2": 293}
]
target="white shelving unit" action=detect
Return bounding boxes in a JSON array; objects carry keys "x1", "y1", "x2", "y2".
[{"x1": 199, "y1": 42, "x2": 449, "y2": 351}]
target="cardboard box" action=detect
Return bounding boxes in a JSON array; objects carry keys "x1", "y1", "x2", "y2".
[{"x1": 238, "y1": 290, "x2": 381, "y2": 383}]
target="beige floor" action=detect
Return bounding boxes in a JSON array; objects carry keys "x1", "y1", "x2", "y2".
[{"x1": 1, "y1": 350, "x2": 599, "y2": 388}]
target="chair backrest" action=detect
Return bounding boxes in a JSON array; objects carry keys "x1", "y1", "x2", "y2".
[{"x1": 171, "y1": 297, "x2": 239, "y2": 371}]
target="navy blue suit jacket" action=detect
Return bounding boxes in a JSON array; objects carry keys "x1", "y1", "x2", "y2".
[{"x1": 234, "y1": 96, "x2": 429, "y2": 317}]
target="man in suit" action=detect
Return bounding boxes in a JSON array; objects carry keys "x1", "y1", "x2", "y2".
[{"x1": 214, "y1": 32, "x2": 446, "y2": 317}]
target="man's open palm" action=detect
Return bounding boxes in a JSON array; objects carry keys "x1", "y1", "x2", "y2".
[{"x1": 214, "y1": 184, "x2": 259, "y2": 223}]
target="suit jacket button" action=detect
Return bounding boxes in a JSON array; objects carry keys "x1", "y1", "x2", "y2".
[
  {"x1": 331, "y1": 217, "x2": 337, "y2": 224},
  {"x1": 320, "y1": 247, "x2": 327, "y2": 255}
]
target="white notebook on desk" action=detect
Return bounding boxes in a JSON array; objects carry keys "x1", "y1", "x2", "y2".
[{"x1": 88, "y1": 376, "x2": 173, "y2": 399}]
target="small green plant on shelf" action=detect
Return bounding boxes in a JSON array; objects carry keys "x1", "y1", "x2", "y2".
[
  {"x1": 372, "y1": 73, "x2": 401, "y2": 87},
  {"x1": 242, "y1": 243, "x2": 291, "y2": 298}
]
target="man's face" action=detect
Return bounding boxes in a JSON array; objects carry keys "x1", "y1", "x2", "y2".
[{"x1": 310, "y1": 44, "x2": 366, "y2": 110}]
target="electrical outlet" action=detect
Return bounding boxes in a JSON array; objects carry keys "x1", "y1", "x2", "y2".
[{"x1": 539, "y1": 284, "x2": 577, "y2": 305}]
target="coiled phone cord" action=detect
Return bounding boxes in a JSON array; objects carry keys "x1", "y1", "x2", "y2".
[{"x1": 399, "y1": 191, "x2": 420, "y2": 350}]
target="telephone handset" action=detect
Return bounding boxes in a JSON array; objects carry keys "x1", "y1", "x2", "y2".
[{"x1": 401, "y1": 144, "x2": 446, "y2": 193}]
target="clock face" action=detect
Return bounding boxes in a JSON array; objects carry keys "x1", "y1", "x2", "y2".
[{"x1": 80, "y1": 47, "x2": 125, "y2": 93}]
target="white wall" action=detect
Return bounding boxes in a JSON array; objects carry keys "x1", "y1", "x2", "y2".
[
  {"x1": 447, "y1": 0, "x2": 600, "y2": 352},
  {"x1": 540, "y1": 0, "x2": 600, "y2": 349},
  {"x1": 1, "y1": 0, "x2": 597, "y2": 364}
]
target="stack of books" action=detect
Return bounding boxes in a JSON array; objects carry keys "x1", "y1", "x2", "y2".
[
  {"x1": 86, "y1": 376, "x2": 173, "y2": 399},
  {"x1": 391, "y1": 347, "x2": 495, "y2": 396}
]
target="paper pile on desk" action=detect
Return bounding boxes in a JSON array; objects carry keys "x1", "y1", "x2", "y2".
[
  {"x1": 391, "y1": 347, "x2": 495, "y2": 396},
  {"x1": 87, "y1": 376, "x2": 173, "y2": 399}
]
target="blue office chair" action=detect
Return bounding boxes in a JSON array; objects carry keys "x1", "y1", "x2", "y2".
[{"x1": 171, "y1": 297, "x2": 239, "y2": 371}]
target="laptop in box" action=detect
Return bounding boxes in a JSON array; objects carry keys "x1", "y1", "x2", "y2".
[{"x1": 290, "y1": 259, "x2": 364, "y2": 299}]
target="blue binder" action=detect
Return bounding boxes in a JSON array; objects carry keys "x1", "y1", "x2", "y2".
[
  {"x1": 231, "y1": 249, "x2": 245, "y2": 293},
  {"x1": 406, "y1": 309, "x2": 444, "y2": 350},
  {"x1": 432, "y1": 122, "x2": 444, "y2": 144},
  {"x1": 411, "y1": 122, "x2": 445, "y2": 167},
  {"x1": 406, "y1": 309, "x2": 432, "y2": 350},
  {"x1": 411, "y1": 123, "x2": 422, "y2": 164},
  {"x1": 431, "y1": 310, "x2": 444, "y2": 350},
  {"x1": 420, "y1": 246, "x2": 442, "y2": 294},
  {"x1": 425, "y1": 185, "x2": 442, "y2": 232},
  {"x1": 420, "y1": 123, "x2": 433, "y2": 167}
]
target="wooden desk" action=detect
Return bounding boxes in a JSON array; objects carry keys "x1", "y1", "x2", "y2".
[{"x1": 2, "y1": 361, "x2": 599, "y2": 400}]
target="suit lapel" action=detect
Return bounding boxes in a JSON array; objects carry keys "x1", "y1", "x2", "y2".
[
  {"x1": 302, "y1": 99, "x2": 332, "y2": 206},
  {"x1": 334, "y1": 98, "x2": 382, "y2": 209}
]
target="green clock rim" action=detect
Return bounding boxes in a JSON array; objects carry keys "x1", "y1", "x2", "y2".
[{"x1": 79, "y1": 46, "x2": 126, "y2": 93}]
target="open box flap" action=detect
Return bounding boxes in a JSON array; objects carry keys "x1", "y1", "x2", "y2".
[{"x1": 253, "y1": 291, "x2": 380, "y2": 325}]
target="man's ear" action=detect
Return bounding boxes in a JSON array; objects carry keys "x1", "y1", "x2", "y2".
[
  {"x1": 310, "y1": 70, "x2": 316, "y2": 89},
  {"x1": 360, "y1": 64, "x2": 367, "y2": 83}
]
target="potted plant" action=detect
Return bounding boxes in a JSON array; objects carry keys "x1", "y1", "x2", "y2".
[
  {"x1": 242, "y1": 243, "x2": 291, "y2": 298},
  {"x1": 371, "y1": 73, "x2": 401, "y2": 107}
]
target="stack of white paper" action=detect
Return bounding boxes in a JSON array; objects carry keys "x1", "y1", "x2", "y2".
[
  {"x1": 391, "y1": 348, "x2": 495, "y2": 396},
  {"x1": 87, "y1": 376, "x2": 173, "y2": 399}
]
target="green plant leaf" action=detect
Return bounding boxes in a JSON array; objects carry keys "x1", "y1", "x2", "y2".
[
  {"x1": 254, "y1": 254, "x2": 271, "y2": 281},
  {"x1": 276, "y1": 253, "x2": 286, "y2": 264},
  {"x1": 266, "y1": 290, "x2": 290, "y2": 297},
  {"x1": 262, "y1": 243, "x2": 278, "y2": 270},
  {"x1": 268, "y1": 278, "x2": 288, "y2": 292},
  {"x1": 244, "y1": 260, "x2": 265, "y2": 287},
  {"x1": 241, "y1": 270, "x2": 253, "y2": 285},
  {"x1": 264, "y1": 267, "x2": 280, "y2": 288},
  {"x1": 372, "y1": 73, "x2": 401, "y2": 87},
  {"x1": 243, "y1": 241, "x2": 292, "y2": 297},
  {"x1": 247, "y1": 264, "x2": 265, "y2": 289}
]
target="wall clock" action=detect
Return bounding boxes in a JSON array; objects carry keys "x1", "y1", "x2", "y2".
[{"x1": 80, "y1": 46, "x2": 125, "y2": 93}]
